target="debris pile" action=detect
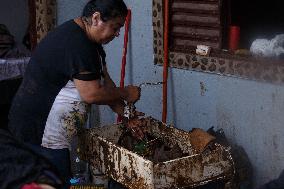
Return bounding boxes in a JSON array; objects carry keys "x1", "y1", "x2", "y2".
[
  {"x1": 118, "y1": 117, "x2": 215, "y2": 162},
  {"x1": 118, "y1": 130, "x2": 188, "y2": 163}
]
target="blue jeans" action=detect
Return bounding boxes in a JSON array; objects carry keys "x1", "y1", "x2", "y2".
[{"x1": 26, "y1": 144, "x2": 71, "y2": 188}]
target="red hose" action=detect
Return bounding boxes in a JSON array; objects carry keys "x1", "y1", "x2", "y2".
[
  {"x1": 117, "y1": 9, "x2": 131, "y2": 122},
  {"x1": 162, "y1": 1, "x2": 169, "y2": 123},
  {"x1": 119, "y1": 9, "x2": 131, "y2": 89}
]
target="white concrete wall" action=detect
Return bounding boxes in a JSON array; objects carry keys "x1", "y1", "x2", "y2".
[
  {"x1": 0, "y1": 0, "x2": 29, "y2": 44},
  {"x1": 58, "y1": 1, "x2": 284, "y2": 188}
]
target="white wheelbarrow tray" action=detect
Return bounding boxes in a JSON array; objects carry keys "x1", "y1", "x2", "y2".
[{"x1": 78, "y1": 117, "x2": 234, "y2": 189}]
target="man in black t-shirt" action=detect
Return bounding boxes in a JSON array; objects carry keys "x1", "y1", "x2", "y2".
[{"x1": 8, "y1": 0, "x2": 140, "y2": 186}]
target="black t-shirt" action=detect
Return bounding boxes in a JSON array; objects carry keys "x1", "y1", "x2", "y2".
[{"x1": 8, "y1": 20, "x2": 103, "y2": 145}]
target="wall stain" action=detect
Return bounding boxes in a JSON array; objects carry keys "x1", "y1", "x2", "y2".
[{"x1": 200, "y1": 82, "x2": 208, "y2": 96}]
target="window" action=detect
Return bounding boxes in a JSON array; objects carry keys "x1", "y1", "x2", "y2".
[{"x1": 152, "y1": 0, "x2": 284, "y2": 84}]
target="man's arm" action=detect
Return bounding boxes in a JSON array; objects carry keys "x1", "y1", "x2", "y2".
[
  {"x1": 102, "y1": 65, "x2": 126, "y2": 115},
  {"x1": 102, "y1": 65, "x2": 116, "y2": 88},
  {"x1": 74, "y1": 78, "x2": 139, "y2": 105}
]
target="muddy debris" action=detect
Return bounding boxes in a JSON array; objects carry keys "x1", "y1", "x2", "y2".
[
  {"x1": 118, "y1": 130, "x2": 189, "y2": 163},
  {"x1": 118, "y1": 117, "x2": 191, "y2": 163}
]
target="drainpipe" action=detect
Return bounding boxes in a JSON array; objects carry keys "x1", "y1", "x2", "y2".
[
  {"x1": 118, "y1": 9, "x2": 131, "y2": 122},
  {"x1": 162, "y1": 0, "x2": 169, "y2": 123}
]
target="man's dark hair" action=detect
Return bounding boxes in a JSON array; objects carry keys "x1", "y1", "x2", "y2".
[{"x1": 82, "y1": 0, "x2": 128, "y2": 22}]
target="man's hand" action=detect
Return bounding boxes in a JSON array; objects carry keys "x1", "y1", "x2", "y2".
[
  {"x1": 124, "y1": 85, "x2": 141, "y2": 103},
  {"x1": 109, "y1": 100, "x2": 125, "y2": 116}
]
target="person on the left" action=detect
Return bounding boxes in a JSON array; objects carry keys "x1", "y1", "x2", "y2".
[
  {"x1": 0, "y1": 128, "x2": 63, "y2": 189},
  {"x1": 7, "y1": 0, "x2": 140, "y2": 187}
]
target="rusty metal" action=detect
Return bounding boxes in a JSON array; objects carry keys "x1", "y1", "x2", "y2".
[
  {"x1": 139, "y1": 81, "x2": 164, "y2": 87},
  {"x1": 78, "y1": 117, "x2": 235, "y2": 189}
]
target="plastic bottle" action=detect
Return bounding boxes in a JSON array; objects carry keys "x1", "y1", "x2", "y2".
[{"x1": 70, "y1": 148, "x2": 89, "y2": 184}]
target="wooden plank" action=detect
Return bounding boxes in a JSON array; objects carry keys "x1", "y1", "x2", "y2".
[
  {"x1": 172, "y1": 2, "x2": 219, "y2": 11},
  {"x1": 173, "y1": 0, "x2": 219, "y2": 5},
  {"x1": 172, "y1": 14, "x2": 220, "y2": 24},
  {"x1": 171, "y1": 33, "x2": 220, "y2": 43},
  {"x1": 172, "y1": 26, "x2": 220, "y2": 37},
  {"x1": 172, "y1": 21, "x2": 221, "y2": 29},
  {"x1": 171, "y1": 8, "x2": 219, "y2": 16},
  {"x1": 173, "y1": 38, "x2": 221, "y2": 49}
]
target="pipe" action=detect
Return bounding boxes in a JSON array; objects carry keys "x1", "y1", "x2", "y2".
[
  {"x1": 117, "y1": 9, "x2": 131, "y2": 122},
  {"x1": 162, "y1": 0, "x2": 169, "y2": 123},
  {"x1": 120, "y1": 9, "x2": 132, "y2": 88}
]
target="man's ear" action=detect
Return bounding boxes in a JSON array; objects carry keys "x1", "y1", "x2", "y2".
[{"x1": 91, "y1": 12, "x2": 101, "y2": 26}]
